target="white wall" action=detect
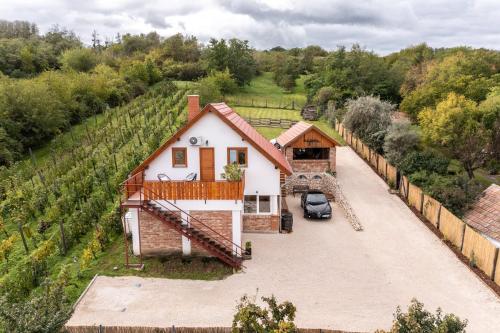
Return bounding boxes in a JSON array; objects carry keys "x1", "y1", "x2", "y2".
[
  {"x1": 144, "y1": 112, "x2": 281, "y2": 196},
  {"x1": 128, "y1": 208, "x2": 140, "y2": 255}
]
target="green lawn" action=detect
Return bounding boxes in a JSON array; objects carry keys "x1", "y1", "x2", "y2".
[
  {"x1": 234, "y1": 107, "x2": 301, "y2": 120},
  {"x1": 225, "y1": 72, "x2": 308, "y2": 109},
  {"x1": 255, "y1": 127, "x2": 286, "y2": 139}
]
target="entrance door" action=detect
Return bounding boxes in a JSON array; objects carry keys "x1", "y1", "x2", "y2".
[{"x1": 199, "y1": 147, "x2": 215, "y2": 181}]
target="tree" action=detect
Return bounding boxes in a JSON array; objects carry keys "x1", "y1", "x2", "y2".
[
  {"x1": 478, "y1": 88, "x2": 500, "y2": 173},
  {"x1": 305, "y1": 45, "x2": 400, "y2": 106},
  {"x1": 400, "y1": 50, "x2": 500, "y2": 119},
  {"x1": 272, "y1": 53, "x2": 300, "y2": 91},
  {"x1": 198, "y1": 69, "x2": 238, "y2": 105},
  {"x1": 232, "y1": 294, "x2": 296, "y2": 333},
  {"x1": 375, "y1": 298, "x2": 467, "y2": 333},
  {"x1": 205, "y1": 38, "x2": 256, "y2": 86},
  {"x1": 383, "y1": 121, "x2": 420, "y2": 165},
  {"x1": 419, "y1": 93, "x2": 489, "y2": 178},
  {"x1": 60, "y1": 47, "x2": 98, "y2": 72},
  {"x1": 343, "y1": 96, "x2": 395, "y2": 152}
]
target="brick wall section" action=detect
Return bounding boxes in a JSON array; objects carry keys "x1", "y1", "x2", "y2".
[
  {"x1": 189, "y1": 211, "x2": 233, "y2": 255},
  {"x1": 243, "y1": 214, "x2": 279, "y2": 233},
  {"x1": 139, "y1": 211, "x2": 182, "y2": 256},
  {"x1": 285, "y1": 147, "x2": 336, "y2": 173}
]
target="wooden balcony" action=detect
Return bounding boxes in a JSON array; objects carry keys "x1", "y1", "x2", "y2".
[
  {"x1": 142, "y1": 180, "x2": 244, "y2": 201},
  {"x1": 124, "y1": 175, "x2": 245, "y2": 201}
]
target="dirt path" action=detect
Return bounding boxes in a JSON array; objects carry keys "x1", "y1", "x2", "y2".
[{"x1": 66, "y1": 147, "x2": 500, "y2": 332}]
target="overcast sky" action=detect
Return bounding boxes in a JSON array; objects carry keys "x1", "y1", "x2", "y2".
[{"x1": 1, "y1": 0, "x2": 499, "y2": 55}]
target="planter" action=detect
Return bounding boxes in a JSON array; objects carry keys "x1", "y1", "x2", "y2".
[{"x1": 243, "y1": 248, "x2": 252, "y2": 260}]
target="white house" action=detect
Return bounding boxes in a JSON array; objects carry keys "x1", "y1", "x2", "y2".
[{"x1": 122, "y1": 95, "x2": 292, "y2": 268}]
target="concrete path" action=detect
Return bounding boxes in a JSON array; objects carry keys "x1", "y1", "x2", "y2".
[{"x1": 66, "y1": 147, "x2": 500, "y2": 332}]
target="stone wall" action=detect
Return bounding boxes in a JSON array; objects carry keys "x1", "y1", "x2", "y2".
[
  {"x1": 284, "y1": 172, "x2": 337, "y2": 197},
  {"x1": 243, "y1": 214, "x2": 279, "y2": 233},
  {"x1": 139, "y1": 211, "x2": 182, "y2": 255}
]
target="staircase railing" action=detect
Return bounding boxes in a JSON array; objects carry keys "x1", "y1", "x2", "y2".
[{"x1": 121, "y1": 181, "x2": 244, "y2": 259}]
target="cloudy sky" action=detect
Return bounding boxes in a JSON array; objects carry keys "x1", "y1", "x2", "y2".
[{"x1": 1, "y1": 0, "x2": 499, "y2": 54}]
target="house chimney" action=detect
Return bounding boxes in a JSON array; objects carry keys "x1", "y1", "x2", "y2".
[{"x1": 187, "y1": 95, "x2": 200, "y2": 122}]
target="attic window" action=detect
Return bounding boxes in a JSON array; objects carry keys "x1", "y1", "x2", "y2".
[
  {"x1": 228, "y1": 147, "x2": 248, "y2": 166},
  {"x1": 172, "y1": 147, "x2": 187, "y2": 167}
]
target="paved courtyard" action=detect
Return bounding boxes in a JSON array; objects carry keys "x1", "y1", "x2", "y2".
[{"x1": 67, "y1": 147, "x2": 500, "y2": 332}]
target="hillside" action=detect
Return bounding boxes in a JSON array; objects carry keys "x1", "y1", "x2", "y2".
[{"x1": 0, "y1": 82, "x2": 190, "y2": 324}]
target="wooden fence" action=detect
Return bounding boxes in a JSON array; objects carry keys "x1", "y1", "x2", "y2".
[
  {"x1": 422, "y1": 195, "x2": 441, "y2": 228},
  {"x1": 243, "y1": 117, "x2": 297, "y2": 129},
  {"x1": 338, "y1": 123, "x2": 500, "y2": 287},
  {"x1": 462, "y1": 225, "x2": 499, "y2": 278},
  {"x1": 225, "y1": 96, "x2": 303, "y2": 110},
  {"x1": 65, "y1": 326, "x2": 363, "y2": 333},
  {"x1": 438, "y1": 206, "x2": 465, "y2": 249}
]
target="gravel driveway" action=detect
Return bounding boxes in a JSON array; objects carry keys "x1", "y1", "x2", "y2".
[{"x1": 66, "y1": 147, "x2": 500, "y2": 332}]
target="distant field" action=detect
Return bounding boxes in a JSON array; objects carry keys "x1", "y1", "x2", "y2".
[
  {"x1": 225, "y1": 72, "x2": 308, "y2": 109},
  {"x1": 232, "y1": 106, "x2": 344, "y2": 144}
]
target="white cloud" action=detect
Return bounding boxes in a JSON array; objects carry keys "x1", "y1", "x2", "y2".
[{"x1": 0, "y1": 0, "x2": 498, "y2": 54}]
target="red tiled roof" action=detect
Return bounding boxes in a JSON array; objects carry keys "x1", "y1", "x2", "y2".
[
  {"x1": 463, "y1": 184, "x2": 500, "y2": 242},
  {"x1": 276, "y1": 121, "x2": 312, "y2": 147},
  {"x1": 276, "y1": 121, "x2": 340, "y2": 148},
  {"x1": 210, "y1": 103, "x2": 292, "y2": 175},
  {"x1": 131, "y1": 102, "x2": 292, "y2": 176}
]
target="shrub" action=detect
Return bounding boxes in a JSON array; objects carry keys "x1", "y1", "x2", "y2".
[
  {"x1": 375, "y1": 298, "x2": 467, "y2": 333},
  {"x1": 314, "y1": 86, "x2": 335, "y2": 108},
  {"x1": 383, "y1": 121, "x2": 420, "y2": 165},
  {"x1": 60, "y1": 47, "x2": 98, "y2": 72},
  {"x1": 198, "y1": 70, "x2": 238, "y2": 105},
  {"x1": 398, "y1": 150, "x2": 449, "y2": 176},
  {"x1": 409, "y1": 171, "x2": 482, "y2": 216},
  {"x1": 343, "y1": 96, "x2": 395, "y2": 153},
  {"x1": 0, "y1": 278, "x2": 71, "y2": 333},
  {"x1": 232, "y1": 294, "x2": 296, "y2": 333}
]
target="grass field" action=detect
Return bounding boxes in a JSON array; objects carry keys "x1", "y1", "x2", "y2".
[
  {"x1": 233, "y1": 105, "x2": 344, "y2": 143},
  {"x1": 234, "y1": 106, "x2": 301, "y2": 120},
  {"x1": 225, "y1": 72, "x2": 308, "y2": 109}
]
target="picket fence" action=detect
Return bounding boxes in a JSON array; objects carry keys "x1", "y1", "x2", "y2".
[{"x1": 336, "y1": 123, "x2": 500, "y2": 286}]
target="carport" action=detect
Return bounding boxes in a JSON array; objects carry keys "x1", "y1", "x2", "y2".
[{"x1": 276, "y1": 121, "x2": 339, "y2": 173}]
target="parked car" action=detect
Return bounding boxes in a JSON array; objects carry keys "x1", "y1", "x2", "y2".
[{"x1": 301, "y1": 190, "x2": 332, "y2": 219}]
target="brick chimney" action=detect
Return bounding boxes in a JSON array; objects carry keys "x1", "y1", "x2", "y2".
[{"x1": 187, "y1": 95, "x2": 200, "y2": 122}]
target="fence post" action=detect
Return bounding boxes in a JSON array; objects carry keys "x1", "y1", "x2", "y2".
[{"x1": 172, "y1": 325, "x2": 176, "y2": 333}]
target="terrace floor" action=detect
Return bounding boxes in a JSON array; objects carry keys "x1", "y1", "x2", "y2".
[{"x1": 66, "y1": 147, "x2": 500, "y2": 332}]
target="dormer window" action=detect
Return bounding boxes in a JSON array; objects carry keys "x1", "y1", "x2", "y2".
[
  {"x1": 172, "y1": 147, "x2": 187, "y2": 167},
  {"x1": 227, "y1": 147, "x2": 248, "y2": 166}
]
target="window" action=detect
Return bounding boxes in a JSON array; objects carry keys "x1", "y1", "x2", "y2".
[
  {"x1": 244, "y1": 195, "x2": 272, "y2": 214},
  {"x1": 293, "y1": 148, "x2": 329, "y2": 160},
  {"x1": 228, "y1": 147, "x2": 248, "y2": 166},
  {"x1": 244, "y1": 195, "x2": 257, "y2": 213},
  {"x1": 172, "y1": 147, "x2": 187, "y2": 167},
  {"x1": 259, "y1": 195, "x2": 271, "y2": 213}
]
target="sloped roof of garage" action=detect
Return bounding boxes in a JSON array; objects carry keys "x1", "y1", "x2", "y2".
[
  {"x1": 463, "y1": 184, "x2": 500, "y2": 242},
  {"x1": 276, "y1": 121, "x2": 340, "y2": 148}
]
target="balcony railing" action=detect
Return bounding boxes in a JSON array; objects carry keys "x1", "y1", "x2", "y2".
[
  {"x1": 142, "y1": 179, "x2": 244, "y2": 201},
  {"x1": 123, "y1": 172, "x2": 245, "y2": 201}
]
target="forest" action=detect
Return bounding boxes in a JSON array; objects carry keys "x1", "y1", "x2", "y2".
[{"x1": 0, "y1": 19, "x2": 498, "y2": 332}]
